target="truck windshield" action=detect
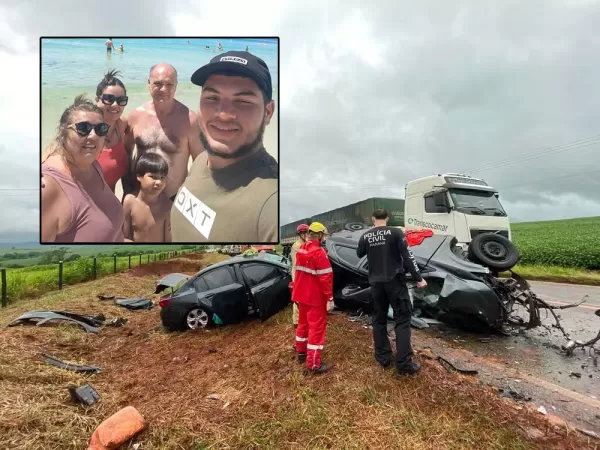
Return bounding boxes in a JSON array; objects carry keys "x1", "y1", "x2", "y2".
[{"x1": 449, "y1": 189, "x2": 507, "y2": 216}]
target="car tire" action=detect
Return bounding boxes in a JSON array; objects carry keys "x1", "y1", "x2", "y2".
[
  {"x1": 344, "y1": 222, "x2": 367, "y2": 231},
  {"x1": 468, "y1": 233, "x2": 520, "y2": 271},
  {"x1": 185, "y1": 307, "x2": 212, "y2": 330}
]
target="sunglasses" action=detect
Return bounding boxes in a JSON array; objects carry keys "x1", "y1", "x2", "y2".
[
  {"x1": 100, "y1": 94, "x2": 128, "y2": 106},
  {"x1": 70, "y1": 121, "x2": 110, "y2": 137}
]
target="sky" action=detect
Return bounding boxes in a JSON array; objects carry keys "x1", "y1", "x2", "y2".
[{"x1": 1, "y1": 0, "x2": 600, "y2": 242}]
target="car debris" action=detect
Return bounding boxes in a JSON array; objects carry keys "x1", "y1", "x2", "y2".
[
  {"x1": 42, "y1": 353, "x2": 102, "y2": 374},
  {"x1": 7, "y1": 311, "x2": 101, "y2": 333},
  {"x1": 69, "y1": 383, "x2": 100, "y2": 406},
  {"x1": 97, "y1": 295, "x2": 115, "y2": 300},
  {"x1": 115, "y1": 298, "x2": 154, "y2": 310},
  {"x1": 419, "y1": 352, "x2": 479, "y2": 376},
  {"x1": 498, "y1": 388, "x2": 532, "y2": 402},
  {"x1": 325, "y1": 228, "x2": 600, "y2": 353},
  {"x1": 154, "y1": 273, "x2": 190, "y2": 294},
  {"x1": 537, "y1": 405, "x2": 548, "y2": 415}
]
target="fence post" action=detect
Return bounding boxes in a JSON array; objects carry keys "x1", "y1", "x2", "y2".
[
  {"x1": 1, "y1": 268, "x2": 7, "y2": 308},
  {"x1": 139, "y1": 253, "x2": 142, "y2": 264},
  {"x1": 58, "y1": 261, "x2": 63, "y2": 290},
  {"x1": 128, "y1": 255, "x2": 131, "y2": 269},
  {"x1": 147, "y1": 254, "x2": 150, "y2": 263},
  {"x1": 113, "y1": 254, "x2": 117, "y2": 273},
  {"x1": 93, "y1": 257, "x2": 97, "y2": 279}
]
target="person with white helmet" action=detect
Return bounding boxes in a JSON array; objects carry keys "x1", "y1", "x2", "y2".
[
  {"x1": 292, "y1": 222, "x2": 334, "y2": 374},
  {"x1": 290, "y1": 223, "x2": 310, "y2": 328}
]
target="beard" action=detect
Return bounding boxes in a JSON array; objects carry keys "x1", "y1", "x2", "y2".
[{"x1": 200, "y1": 117, "x2": 266, "y2": 160}]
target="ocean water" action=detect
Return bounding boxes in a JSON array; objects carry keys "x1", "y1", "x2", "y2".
[{"x1": 41, "y1": 37, "x2": 279, "y2": 149}]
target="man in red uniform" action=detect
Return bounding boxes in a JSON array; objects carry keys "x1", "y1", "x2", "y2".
[{"x1": 293, "y1": 222, "x2": 334, "y2": 374}]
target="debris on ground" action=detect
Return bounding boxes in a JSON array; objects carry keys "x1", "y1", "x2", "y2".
[
  {"x1": 499, "y1": 388, "x2": 532, "y2": 402},
  {"x1": 115, "y1": 298, "x2": 154, "y2": 311},
  {"x1": 8, "y1": 311, "x2": 101, "y2": 333},
  {"x1": 97, "y1": 295, "x2": 115, "y2": 301},
  {"x1": 42, "y1": 353, "x2": 102, "y2": 374},
  {"x1": 417, "y1": 350, "x2": 478, "y2": 375},
  {"x1": 69, "y1": 384, "x2": 100, "y2": 406},
  {"x1": 87, "y1": 406, "x2": 146, "y2": 450},
  {"x1": 537, "y1": 406, "x2": 548, "y2": 415}
]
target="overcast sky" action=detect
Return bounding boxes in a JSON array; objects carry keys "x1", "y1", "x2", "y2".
[{"x1": 1, "y1": 0, "x2": 599, "y2": 242}]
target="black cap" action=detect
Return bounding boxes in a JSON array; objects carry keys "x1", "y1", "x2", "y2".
[{"x1": 191, "y1": 51, "x2": 272, "y2": 100}]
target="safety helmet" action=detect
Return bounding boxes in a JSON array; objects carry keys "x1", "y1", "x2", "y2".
[
  {"x1": 296, "y1": 224, "x2": 309, "y2": 234},
  {"x1": 309, "y1": 222, "x2": 328, "y2": 234}
]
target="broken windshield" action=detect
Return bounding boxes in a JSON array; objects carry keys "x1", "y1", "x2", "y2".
[{"x1": 449, "y1": 189, "x2": 507, "y2": 217}]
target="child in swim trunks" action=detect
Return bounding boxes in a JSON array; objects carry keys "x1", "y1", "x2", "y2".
[{"x1": 123, "y1": 152, "x2": 172, "y2": 242}]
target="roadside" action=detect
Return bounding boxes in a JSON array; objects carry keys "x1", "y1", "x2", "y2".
[
  {"x1": 0, "y1": 255, "x2": 597, "y2": 449},
  {"x1": 503, "y1": 265, "x2": 600, "y2": 287}
]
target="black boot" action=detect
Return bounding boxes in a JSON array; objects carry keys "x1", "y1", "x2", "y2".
[
  {"x1": 306, "y1": 362, "x2": 331, "y2": 375},
  {"x1": 297, "y1": 353, "x2": 307, "y2": 363},
  {"x1": 395, "y1": 361, "x2": 421, "y2": 378}
]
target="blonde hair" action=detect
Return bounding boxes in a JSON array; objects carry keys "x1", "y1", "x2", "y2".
[{"x1": 41, "y1": 94, "x2": 104, "y2": 164}]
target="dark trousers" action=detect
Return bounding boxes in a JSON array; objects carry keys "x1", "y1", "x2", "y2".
[{"x1": 371, "y1": 276, "x2": 414, "y2": 371}]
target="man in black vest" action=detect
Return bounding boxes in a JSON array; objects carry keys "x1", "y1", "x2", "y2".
[{"x1": 357, "y1": 209, "x2": 427, "y2": 377}]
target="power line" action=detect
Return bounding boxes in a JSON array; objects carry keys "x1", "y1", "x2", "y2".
[{"x1": 461, "y1": 135, "x2": 600, "y2": 175}]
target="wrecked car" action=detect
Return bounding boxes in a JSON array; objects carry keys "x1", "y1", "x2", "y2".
[
  {"x1": 158, "y1": 252, "x2": 292, "y2": 331},
  {"x1": 326, "y1": 228, "x2": 587, "y2": 334}
]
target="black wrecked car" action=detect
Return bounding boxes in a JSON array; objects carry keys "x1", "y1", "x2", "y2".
[
  {"x1": 157, "y1": 253, "x2": 292, "y2": 331},
  {"x1": 325, "y1": 228, "x2": 539, "y2": 332}
]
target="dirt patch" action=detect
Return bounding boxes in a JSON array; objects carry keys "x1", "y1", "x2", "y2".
[
  {"x1": 181, "y1": 252, "x2": 205, "y2": 261},
  {"x1": 128, "y1": 260, "x2": 201, "y2": 278}
]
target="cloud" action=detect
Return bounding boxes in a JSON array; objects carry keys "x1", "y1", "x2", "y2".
[{"x1": 1, "y1": 0, "x2": 600, "y2": 242}]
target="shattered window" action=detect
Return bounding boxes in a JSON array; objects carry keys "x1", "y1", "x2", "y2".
[
  {"x1": 242, "y1": 264, "x2": 280, "y2": 287},
  {"x1": 204, "y1": 267, "x2": 236, "y2": 289},
  {"x1": 335, "y1": 246, "x2": 361, "y2": 267}
]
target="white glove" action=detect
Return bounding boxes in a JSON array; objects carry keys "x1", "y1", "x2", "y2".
[{"x1": 327, "y1": 298, "x2": 335, "y2": 313}]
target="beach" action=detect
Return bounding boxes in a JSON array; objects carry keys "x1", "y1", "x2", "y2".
[{"x1": 40, "y1": 37, "x2": 279, "y2": 200}]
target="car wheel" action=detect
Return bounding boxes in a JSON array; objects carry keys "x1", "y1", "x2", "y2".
[
  {"x1": 468, "y1": 233, "x2": 520, "y2": 271},
  {"x1": 185, "y1": 308, "x2": 212, "y2": 330},
  {"x1": 344, "y1": 222, "x2": 367, "y2": 231}
]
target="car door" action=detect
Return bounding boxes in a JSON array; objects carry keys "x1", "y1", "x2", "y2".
[
  {"x1": 240, "y1": 262, "x2": 291, "y2": 321},
  {"x1": 198, "y1": 266, "x2": 248, "y2": 324}
]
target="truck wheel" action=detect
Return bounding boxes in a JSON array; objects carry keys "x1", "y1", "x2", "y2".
[
  {"x1": 345, "y1": 222, "x2": 366, "y2": 231},
  {"x1": 468, "y1": 233, "x2": 520, "y2": 271}
]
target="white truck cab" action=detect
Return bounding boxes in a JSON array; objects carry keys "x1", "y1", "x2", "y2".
[{"x1": 404, "y1": 173, "x2": 511, "y2": 246}]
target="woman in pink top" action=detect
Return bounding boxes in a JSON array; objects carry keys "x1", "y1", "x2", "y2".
[
  {"x1": 95, "y1": 70, "x2": 130, "y2": 196},
  {"x1": 41, "y1": 95, "x2": 125, "y2": 243}
]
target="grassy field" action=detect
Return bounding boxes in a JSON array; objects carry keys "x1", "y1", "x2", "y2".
[
  {"x1": 2, "y1": 249, "x2": 198, "y2": 302},
  {"x1": 0, "y1": 254, "x2": 594, "y2": 450},
  {"x1": 511, "y1": 216, "x2": 600, "y2": 270}
]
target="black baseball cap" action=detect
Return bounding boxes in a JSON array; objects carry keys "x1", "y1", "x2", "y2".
[{"x1": 191, "y1": 51, "x2": 272, "y2": 101}]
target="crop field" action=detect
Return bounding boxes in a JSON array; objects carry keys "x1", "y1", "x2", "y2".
[
  {"x1": 2, "y1": 249, "x2": 198, "y2": 302},
  {"x1": 511, "y1": 216, "x2": 600, "y2": 270}
]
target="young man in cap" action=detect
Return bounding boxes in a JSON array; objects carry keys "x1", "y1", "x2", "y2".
[
  {"x1": 292, "y1": 222, "x2": 334, "y2": 374},
  {"x1": 170, "y1": 51, "x2": 278, "y2": 243},
  {"x1": 357, "y1": 209, "x2": 427, "y2": 377},
  {"x1": 290, "y1": 223, "x2": 309, "y2": 327}
]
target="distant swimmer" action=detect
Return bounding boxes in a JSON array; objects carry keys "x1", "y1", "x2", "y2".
[
  {"x1": 217, "y1": 43, "x2": 223, "y2": 51},
  {"x1": 123, "y1": 63, "x2": 204, "y2": 200},
  {"x1": 245, "y1": 45, "x2": 249, "y2": 51},
  {"x1": 105, "y1": 38, "x2": 114, "y2": 53},
  {"x1": 187, "y1": 40, "x2": 190, "y2": 44},
  {"x1": 116, "y1": 44, "x2": 124, "y2": 53}
]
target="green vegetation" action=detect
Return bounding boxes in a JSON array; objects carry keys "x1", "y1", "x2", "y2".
[
  {"x1": 0, "y1": 244, "x2": 200, "y2": 269},
  {"x1": 511, "y1": 216, "x2": 600, "y2": 270},
  {"x1": 2, "y1": 247, "x2": 203, "y2": 302}
]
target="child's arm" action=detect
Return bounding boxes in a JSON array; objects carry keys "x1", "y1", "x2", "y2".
[{"x1": 122, "y1": 195, "x2": 134, "y2": 242}]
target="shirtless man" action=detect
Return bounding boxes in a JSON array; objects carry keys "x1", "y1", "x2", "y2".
[
  {"x1": 123, "y1": 63, "x2": 203, "y2": 200},
  {"x1": 123, "y1": 152, "x2": 172, "y2": 242},
  {"x1": 105, "y1": 38, "x2": 114, "y2": 53}
]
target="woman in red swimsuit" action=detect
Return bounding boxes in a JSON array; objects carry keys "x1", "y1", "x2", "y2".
[{"x1": 95, "y1": 70, "x2": 130, "y2": 197}]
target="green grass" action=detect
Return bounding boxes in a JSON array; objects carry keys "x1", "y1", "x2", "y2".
[
  {"x1": 511, "y1": 216, "x2": 600, "y2": 270},
  {"x1": 2, "y1": 249, "x2": 195, "y2": 302}
]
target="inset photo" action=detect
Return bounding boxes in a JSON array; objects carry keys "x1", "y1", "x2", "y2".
[{"x1": 40, "y1": 37, "x2": 279, "y2": 244}]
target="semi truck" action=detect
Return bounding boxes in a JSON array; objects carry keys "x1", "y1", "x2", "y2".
[{"x1": 280, "y1": 173, "x2": 517, "y2": 271}]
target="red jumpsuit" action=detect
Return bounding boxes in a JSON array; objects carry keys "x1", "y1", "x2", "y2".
[{"x1": 292, "y1": 239, "x2": 333, "y2": 370}]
